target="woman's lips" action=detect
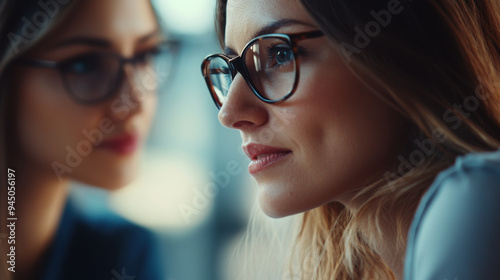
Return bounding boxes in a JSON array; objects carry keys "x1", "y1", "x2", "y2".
[
  {"x1": 243, "y1": 143, "x2": 292, "y2": 175},
  {"x1": 99, "y1": 133, "x2": 138, "y2": 155}
]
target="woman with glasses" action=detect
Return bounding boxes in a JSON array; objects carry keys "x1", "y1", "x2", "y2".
[
  {"x1": 201, "y1": 0, "x2": 500, "y2": 279},
  {"x1": 0, "y1": 0, "x2": 175, "y2": 279}
]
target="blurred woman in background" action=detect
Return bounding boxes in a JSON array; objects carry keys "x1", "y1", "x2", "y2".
[
  {"x1": 0, "y1": 0, "x2": 175, "y2": 279},
  {"x1": 201, "y1": 0, "x2": 500, "y2": 279}
]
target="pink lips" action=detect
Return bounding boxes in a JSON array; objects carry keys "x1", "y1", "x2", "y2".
[
  {"x1": 99, "y1": 133, "x2": 138, "y2": 155},
  {"x1": 243, "y1": 143, "x2": 292, "y2": 175}
]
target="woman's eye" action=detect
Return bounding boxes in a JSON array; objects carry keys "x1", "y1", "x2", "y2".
[
  {"x1": 266, "y1": 45, "x2": 294, "y2": 69},
  {"x1": 276, "y1": 48, "x2": 293, "y2": 64},
  {"x1": 68, "y1": 57, "x2": 101, "y2": 74}
]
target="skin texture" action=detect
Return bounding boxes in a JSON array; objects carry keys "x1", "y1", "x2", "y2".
[
  {"x1": 8, "y1": 1, "x2": 160, "y2": 278},
  {"x1": 220, "y1": 0, "x2": 406, "y2": 218}
]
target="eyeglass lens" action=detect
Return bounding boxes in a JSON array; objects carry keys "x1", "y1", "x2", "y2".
[
  {"x1": 62, "y1": 44, "x2": 175, "y2": 103},
  {"x1": 206, "y1": 36, "x2": 296, "y2": 106},
  {"x1": 63, "y1": 54, "x2": 121, "y2": 102}
]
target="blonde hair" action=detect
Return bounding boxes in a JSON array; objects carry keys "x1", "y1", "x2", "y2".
[
  {"x1": 216, "y1": 0, "x2": 500, "y2": 279},
  {"x1": 294, "y1": 0, "x2": 500, "y2": 278}
]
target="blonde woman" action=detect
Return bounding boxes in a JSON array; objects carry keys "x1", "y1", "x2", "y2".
[
  {"x1": 0, "y1": 0, "x2": 175, "y2": 279},
  {"x1": 201, "y1": 0, "x2": 500, "y2": 279}
]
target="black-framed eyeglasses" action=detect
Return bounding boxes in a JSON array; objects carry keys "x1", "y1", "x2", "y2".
[
  {"x1": 16, "y1": 41, "x2": 179, "y2": 105},
  {"x1": 201, "y1": 30, "x2": 323, "y2": 109}
]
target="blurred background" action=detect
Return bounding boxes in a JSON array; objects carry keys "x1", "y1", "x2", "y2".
[{"x1": 69, "y1": 0, "x2": 257, "y2": 279}]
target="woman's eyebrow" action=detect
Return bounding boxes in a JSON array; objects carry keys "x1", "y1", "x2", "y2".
[
  {"x1": 224, "y1": 19, "x2": 315, "y2": 55},
  {"x1": 50, "y1": 28, "x2": 162, "y2": 50},
  {"x1": 51, "y1": 37, "x2": 111, "y2": 49},
  {"x1": 253, "y1": 19, "x2": 315, "y2": 38}
]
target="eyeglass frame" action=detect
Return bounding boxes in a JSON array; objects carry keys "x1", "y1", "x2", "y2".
[
  {"x1": 15, "y1": 41, "x2": 179, "y2": 105},
  {"x1": 201, "y1": 30, "x2": 324, "y2": 109}
]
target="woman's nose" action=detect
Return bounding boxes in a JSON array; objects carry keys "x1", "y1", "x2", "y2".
[
  {"x1": 218, "y1": 74, "x2": 268, "y2": 130},
  {"x1": 109, "y1": 64, "x2": 147, "y2": 120}
]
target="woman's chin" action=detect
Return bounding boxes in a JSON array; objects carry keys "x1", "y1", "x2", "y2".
[
  {"x1": 69, "y1": 164, "x2": 139, "y2": 191},
  {"x1": 258, "y1": 189, "x2": 301, "y2": 218},
  {"x1": 257, "y1": 185, "x2": 331, "y2": 218}
]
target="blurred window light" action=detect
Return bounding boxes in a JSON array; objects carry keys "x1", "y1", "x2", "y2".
[
  {"x1": 109, "y1": 151, "x2": 213, "y2": 231},
  {"x1": 152, "y1": 0, "x2": 216, "y2": 35}
]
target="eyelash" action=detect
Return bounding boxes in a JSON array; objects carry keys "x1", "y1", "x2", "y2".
[{"x1": 264, "y1": 44, "x2": 309, "y2": 69}]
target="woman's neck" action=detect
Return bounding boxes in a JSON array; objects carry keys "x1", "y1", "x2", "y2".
[{"x1": 13, "y1": 158, "x2": 69, "y2": 280}]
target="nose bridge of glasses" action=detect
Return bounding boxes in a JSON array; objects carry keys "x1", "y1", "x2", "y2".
[
  {"x1": 122, "y1": 55, "x2": 145, "y2": 69},
  {"x1": 120, "y1": 58, "x2": 145, "y2": 93},
  {"x1": 122, "y1": 56, "x2": 136, "y2": 65},
  {"x1": 228, "y1": 56, "x2": 245, "y2": 78},
  {"x1": 123, "y1": 53, "x2": 153, "y2": 76}
]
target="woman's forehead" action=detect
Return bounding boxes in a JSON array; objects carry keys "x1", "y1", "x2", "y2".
[
  {"x1": 37, "y1": 0, "x2": 158, "y2": 52},
  {"x1": 225, "y1": 0, "x2": 314, "y2": 53}
]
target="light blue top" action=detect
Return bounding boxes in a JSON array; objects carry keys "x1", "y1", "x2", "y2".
[{"x1": 404, "y1": 149, "x2": 500, "y2": 280}]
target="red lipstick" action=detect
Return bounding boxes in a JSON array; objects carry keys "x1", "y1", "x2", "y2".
[
  {"x1": 100, "y1": 133, "x2": 138, "y2": 155},
  {"x1": 243, "y1": 143, "x2": 292, "y2": 175}
]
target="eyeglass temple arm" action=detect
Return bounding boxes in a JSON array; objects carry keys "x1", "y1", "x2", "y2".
[
  {"x1": 289, "y1": 30, "x2": 324, "y2": 43},
  {"x1": 16, "y1": 59, "x2": 58, "y2": 69}
]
